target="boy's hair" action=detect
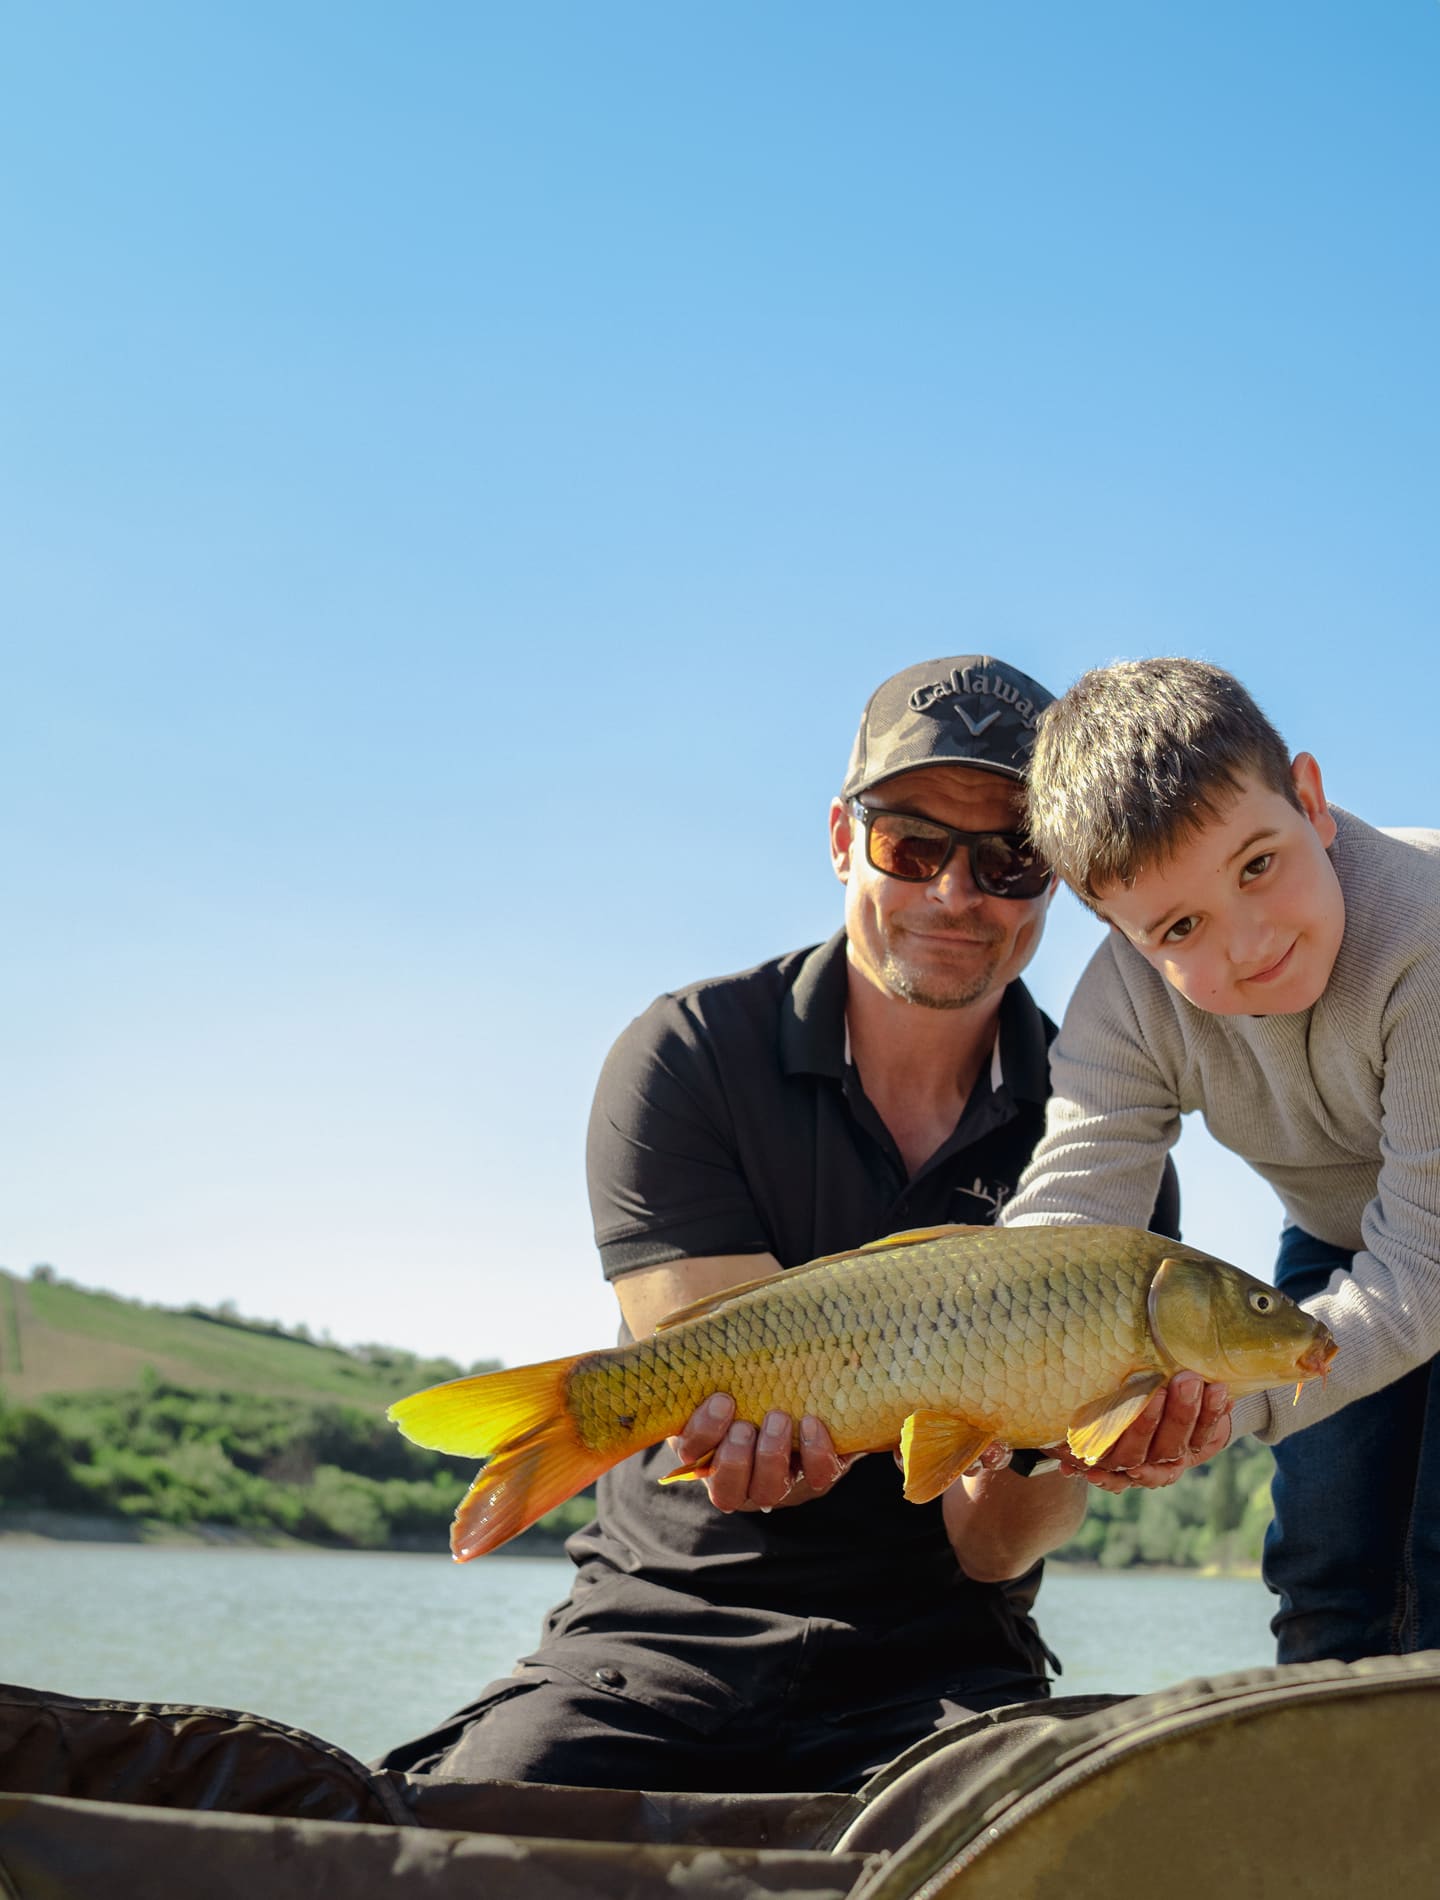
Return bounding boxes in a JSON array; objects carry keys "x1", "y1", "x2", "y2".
[{"x1": 1025, "y1": 657, "x2": 1298, "y2": 906}]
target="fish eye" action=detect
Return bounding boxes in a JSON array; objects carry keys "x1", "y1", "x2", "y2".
[{"x1": 1248, "y1": 1290, "x2": 1275, "y2": 1314}]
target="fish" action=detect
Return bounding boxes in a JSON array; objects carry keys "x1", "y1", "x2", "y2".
[{"x1": 388, "y1": 1222, "x2": 1336, "y2": 1561}]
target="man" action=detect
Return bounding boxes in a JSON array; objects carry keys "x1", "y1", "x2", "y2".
[{"x1": 380, "y1": 654, "x2": 1206, "y2": 1795}]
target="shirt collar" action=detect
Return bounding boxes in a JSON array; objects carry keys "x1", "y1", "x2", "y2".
[
  {"x1": 779, "y1": 928, "x2": 1052, "y2": 1103},
  {"x1": 780, "y1": 931, "x2": 851, "y2": 1079}
]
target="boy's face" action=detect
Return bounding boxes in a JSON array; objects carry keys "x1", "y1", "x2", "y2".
[{"x1": 1092, "y1": 754, "x2": 1345, "y2": 1017}]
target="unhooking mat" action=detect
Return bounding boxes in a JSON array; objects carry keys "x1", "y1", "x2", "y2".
[{"x1": 2, "y1": 1654, "x2": 1438, "y2": 1897}]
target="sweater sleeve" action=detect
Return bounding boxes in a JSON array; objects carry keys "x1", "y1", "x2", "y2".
[
  {"x1": 1234, "y1": 945, "x2": 1440, "y2": 1445},
  {"x1": 1000, "y1": 937, "x2": 1182, "y2": 1232}
]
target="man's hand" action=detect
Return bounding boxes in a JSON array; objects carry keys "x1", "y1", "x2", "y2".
[
  {"x1": 667, "y1": 1394, "x2": 855, "y2": 1513},
  {"x1": 1053, "y1": 1373, "x2": 1232, "y2": 1491}
]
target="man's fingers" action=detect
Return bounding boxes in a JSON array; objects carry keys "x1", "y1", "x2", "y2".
[
  {"x1": 704, "y1": 1418, "x2": 759, "y2": 1512},
  {"x1": 669, "y1": 1393, "x2": 736, "y2": 1468},
  {"x1": 676, "y1": 1403, "x2": 856, "y2": 1512},
  {"x1": 798, "y1": 1415, "x2": 851, "y2": 1493},
  {"x1": 747, "y1": 1410, "x2": 799, "y2": 1510},
  {"x1": 965, "y1": 1443, "x2": 1013, "y2": 1475}
]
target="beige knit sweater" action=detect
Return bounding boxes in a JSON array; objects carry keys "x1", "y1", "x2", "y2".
[{"x1": 1001, "y1": 808, "x2": 1440, "y2": 1445}]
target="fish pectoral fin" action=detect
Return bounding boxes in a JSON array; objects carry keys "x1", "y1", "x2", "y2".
[
  {"x1": 657, "y1": 1451, "x2": 716, "y2": 1486},
  {"x1": 1065, "y1": 1371, "x2": 1168, "y2": 1466},
  {"x1": 899, "y1": 1411, "x2": 996, "y2": 1504}
]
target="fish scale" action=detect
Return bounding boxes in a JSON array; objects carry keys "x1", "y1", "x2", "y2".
[
  {"x1": 388, "y1": 1221, "x2": 1335, "y2": 1560},
  {"x1": 566, "y1": 1230, "x2": 1159, "y2": 1459}
]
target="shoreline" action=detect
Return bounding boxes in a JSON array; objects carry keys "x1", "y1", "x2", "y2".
[
  {"x1": 0, "y1": 1508, "x2": 569, "y2": 1558},
  {"x1": 0, "y1": 1510, "x2": 1254, "y2": 1574}
]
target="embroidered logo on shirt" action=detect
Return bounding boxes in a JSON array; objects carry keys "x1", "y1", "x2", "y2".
[{"x1": 955, "y1": 1178, "x2": 1010, "y2": 1220}]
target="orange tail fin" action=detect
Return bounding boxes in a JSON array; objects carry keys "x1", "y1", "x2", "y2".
[{"x1": 388, "y1": 1356, "x2": 616, "y2": 1561}]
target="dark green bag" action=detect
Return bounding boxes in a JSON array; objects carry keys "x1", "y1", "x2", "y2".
[{"x1": 3, "y1": 1657, "x2": 1438, "y2": 1897}]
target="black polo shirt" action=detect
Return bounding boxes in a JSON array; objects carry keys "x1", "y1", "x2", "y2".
[
  {"x1": 590, "y1": 931, "x2": 1061, "y2": 1278},
  {"x1": 569, "y1": 932, "x2": 1180, "y2": 1655}
]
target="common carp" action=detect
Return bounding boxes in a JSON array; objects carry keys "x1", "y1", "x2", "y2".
[{"x1": 389, "y1": 1222, "x2": 1335, "y2": 1561}]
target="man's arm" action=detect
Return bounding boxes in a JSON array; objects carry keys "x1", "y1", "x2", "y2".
[
  {"x1": 614, "y1": 1252, "x2": 782, "y2": 1340},
  {"x1": 942, "y1": 1463, "x2": 1089, "y2": 1582},
  {"x1": 613, "y1": 1254, "x2": 854, "y2": 1513}
]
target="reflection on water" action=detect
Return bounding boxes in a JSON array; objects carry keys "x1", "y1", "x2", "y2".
[
  {"x1": 1038, "y1": 1563, "x2": 1276, "y2": 1697},
  {"x1": 4, "y1": 1543, "x2": 1277, "y2": 1763}
]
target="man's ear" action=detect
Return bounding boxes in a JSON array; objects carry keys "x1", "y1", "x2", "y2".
[
  {"x1": 1291, "y1": 753, "x2": 1337, "y2": 848},
  {"x1": 829, "y1": 797, "x2": 855, "y2": 882}
]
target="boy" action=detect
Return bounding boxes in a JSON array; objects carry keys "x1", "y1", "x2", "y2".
[{"x1": 1001, "y1": 656, "x2": 1440, "y2": 1665}]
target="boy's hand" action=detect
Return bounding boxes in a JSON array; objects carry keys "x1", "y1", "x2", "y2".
[
  {"x1": 1051, "y1": 1373, "x2": 1233, "y2": 1492},
  {"x1": 667, "y1": 1394, "x2": 855, "y2": 1513}
]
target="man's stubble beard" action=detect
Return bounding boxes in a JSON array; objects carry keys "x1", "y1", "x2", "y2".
[{"x1": 877, "y1": 930, "x2": 1005, "y2": 1012}]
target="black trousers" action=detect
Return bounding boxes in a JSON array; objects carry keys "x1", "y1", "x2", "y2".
[{"x1": 375, "y1": 1576, "x2": 1050, "y2": 1796}]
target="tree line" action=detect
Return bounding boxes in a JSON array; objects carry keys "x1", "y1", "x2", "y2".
[
  {"x1": 0, "y1": 1377, "x2": 1278, "y2": 1567},
  {"x1": 0, "y1": 1376, "x2": 595, "y2": 1551}
]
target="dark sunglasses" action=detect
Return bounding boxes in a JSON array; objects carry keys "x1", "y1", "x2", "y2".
[{"x1": 850, "y1": 800, "x2": 1053, "y2": 899}]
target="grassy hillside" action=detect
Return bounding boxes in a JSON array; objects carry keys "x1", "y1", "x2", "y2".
[
  {"x1": 0, "y1": 1269, "x2": 1275, "y2": 1570},
  {"x1": 0, "y1": 1268, "x2": 584, "y2": 1552},
  {"x1": 0, "y1": 1269, "x2": 465, "y2": 1409}
]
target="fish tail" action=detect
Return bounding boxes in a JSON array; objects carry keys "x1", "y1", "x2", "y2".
[{"x1": 388, "y1": 1356, "x2": 616, "y2": 1561}]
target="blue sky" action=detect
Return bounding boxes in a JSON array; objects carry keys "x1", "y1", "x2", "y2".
[{"x1": 3, "y1": 4, "x2": 1437, "y2": 1368}]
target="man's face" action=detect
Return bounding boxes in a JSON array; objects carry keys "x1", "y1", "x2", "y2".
[
  {"x1": 1092, "y1": 754, "x2": 1345, "y2": 1017},
  {"x1": 831, "y1": 765, "x2": 1054, "y2": 1011}
]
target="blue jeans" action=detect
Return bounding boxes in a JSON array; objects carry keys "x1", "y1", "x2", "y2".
[{"x1": 1263, "y1": 1224, "x2": 1440, "y2": 1663}]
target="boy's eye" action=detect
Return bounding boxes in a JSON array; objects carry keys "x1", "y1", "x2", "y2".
[
  {"x1": 1162, "y1": 916, "x2": 1198, "y2": 944},
  {"x1": 1240, "y1": 853, "x2": 1272, "y2": 883}
]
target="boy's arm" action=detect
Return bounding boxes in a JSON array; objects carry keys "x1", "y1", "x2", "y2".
[
  {"x1": 1001, "y1": 938, "x2": 1237, "y2": 1485},
  {"x1": 1232, "y1": 954, "x2": 1440, "y2": 1446},
  {"x1": 1002, "y1": 937, "x2": 1183, "y2": 1230}
]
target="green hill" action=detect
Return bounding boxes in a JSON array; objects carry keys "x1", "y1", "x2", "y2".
[
  {"x1": 0, "y1": 1269, "x2": 600, "y2": 1553},
  {"x1": 0, "y1": 1269, "x2": 1275, "y2": 1570},
  {"x1": 0, "y1": 1267, "x2": 465, "y2": 1410}
]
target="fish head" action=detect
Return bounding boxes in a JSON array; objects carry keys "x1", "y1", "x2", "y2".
[{"x1": 1147, "y1": 1251, "x2": 1337, "y2": 1395}]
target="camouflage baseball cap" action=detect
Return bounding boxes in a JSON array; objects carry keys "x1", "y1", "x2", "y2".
[{"x1": 842, "y1": 655, "x2": 1055, "y2": 797}]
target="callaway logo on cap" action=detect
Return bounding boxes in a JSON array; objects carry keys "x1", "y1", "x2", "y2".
[{"x1": 841, "y1": 654, "x2": 1057, "y2": 798}]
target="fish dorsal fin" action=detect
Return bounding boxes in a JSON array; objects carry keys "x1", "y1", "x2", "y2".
[
  {"x1": 652, "y1": 1269, "x2": 793, "y2": 1332},
  {"x1": 651, "y1": 1225, "x2": 991, "y2": 1333},
  {"x1": 899, "y1": 1410, "x2": 995, "y2": 1504},
  {"x1": 824, "y1": 1223, "x2": 995, "y2": 1254},
  {"x1": 803, "y1": 1223, "x2": 992, "y2": 1270},
  {"x1": 1065, "y1": 1370, "x2": 1167, "y2": 1466}
]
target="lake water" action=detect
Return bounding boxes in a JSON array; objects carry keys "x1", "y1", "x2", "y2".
[{"x1": 3, "y1": 1544, "x2": 1280, "y2": 1765}]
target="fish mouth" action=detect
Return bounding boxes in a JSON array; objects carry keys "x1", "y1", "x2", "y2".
[{"x1": 1297, "y1": 1333, "x2": 1338, "y2": 1377}]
